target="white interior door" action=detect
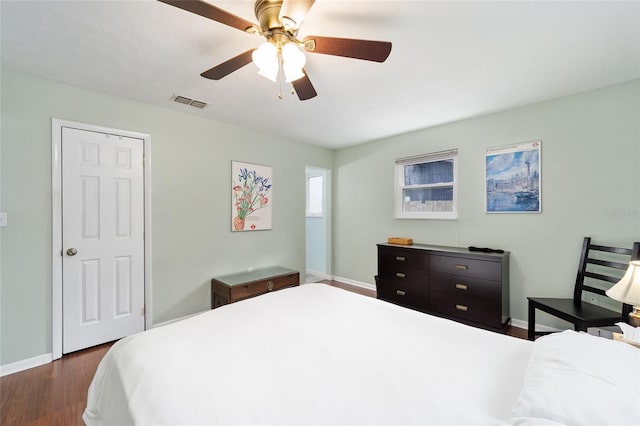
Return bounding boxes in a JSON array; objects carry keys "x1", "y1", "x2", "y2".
[{"x1": 62, "y1": 127, "x2": 145, "y2": 353}]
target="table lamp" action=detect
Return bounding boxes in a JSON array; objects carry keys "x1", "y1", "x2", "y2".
[{"x1": 606, "y1": 260, "x2": 640, "y2": 327}]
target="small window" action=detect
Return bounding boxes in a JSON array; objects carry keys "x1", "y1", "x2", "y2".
[
  {"x1": 395, "y1": 149, "x2": 458, "y2": 219},
  {"x1": 306, "y1": 174, "x2": 323, "y2": 217}
]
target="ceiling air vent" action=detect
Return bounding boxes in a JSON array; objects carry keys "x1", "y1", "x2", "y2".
[
  {"x1": 172, "y1": 95, "x2": 207, "y2": 109},
  {"x1": 189, "y1": 100, "x2": 207, "y2": 109}
]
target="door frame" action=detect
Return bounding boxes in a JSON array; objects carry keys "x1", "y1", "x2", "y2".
[{"x1": 51, "y1": 119, "x2": 152, "y2": 360}]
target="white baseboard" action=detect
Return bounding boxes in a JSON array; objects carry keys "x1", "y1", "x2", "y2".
[
  {"x1": 152, "y1": 310, "x2": 208, "y2": 328},
  {"x1": 303, "y1": 272, "x2": 376, "y2": 291},
  {"x1": 0, "y1": 353, "x2": 52, "y2": 377},
  {"x1": 304, "y1": 270, "x2": 332, "y2": 282},
  {"x1": 510, "y1": 318, "x2": 528, "y2": 330},
  {"x1": 332, "y1": 275, "x2": 376, "y2": 291},
  {"x1": 510, "y1": 318, "x2": 559, "y2": 333}
]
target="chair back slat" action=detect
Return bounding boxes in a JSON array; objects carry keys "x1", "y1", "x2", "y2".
[
  {"x1": 574, "y1": 239, "x2": 640, "y2": 314},
  {"x1": 583, "y1": 271, "x2": 622, "y2": 284},
  {"x1": 586, "y1": 258, "x2": 630, "y2": 271},
  {"x1": 589, "y1": 244, "x2": 634, "y2": 255},
  {"x1": 582, "y1": 285, "x2": 607, "y2": 296}
]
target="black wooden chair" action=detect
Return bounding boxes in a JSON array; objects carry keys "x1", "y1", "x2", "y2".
[{"x1": 527, "y1": 237, "x2": 640, "y2": 341}]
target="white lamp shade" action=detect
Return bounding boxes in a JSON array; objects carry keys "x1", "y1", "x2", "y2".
[
  {"x1": 252, "y1": 42, "x2": 278, "y2": 82},
  {"x1": 281, "y1": 43, "x2": 306, "y2": 82},
  {"x1": 606, "y1": 260, "x2": 640, "y2": 305}
]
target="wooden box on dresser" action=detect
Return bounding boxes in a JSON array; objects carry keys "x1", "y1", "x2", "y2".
[{"x1": 377, "y1": 243, "x2": 510, "y2": 332}]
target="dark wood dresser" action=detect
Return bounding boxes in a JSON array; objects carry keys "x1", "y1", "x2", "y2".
[
  {"x1": 377, "y1": 243, "x2": 510, "y2": 331},
  {"x1": 211, "y1": 266, "x2": 299, "y2": 309}
]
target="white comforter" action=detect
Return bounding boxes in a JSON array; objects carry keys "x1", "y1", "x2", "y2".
[{"x1": 84, "y1": 284, "x2": 533, "y2": 425}]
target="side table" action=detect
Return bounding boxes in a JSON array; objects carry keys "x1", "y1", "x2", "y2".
[{"x1": 211, "y1": 266, "x2": 300, "y2": 309}]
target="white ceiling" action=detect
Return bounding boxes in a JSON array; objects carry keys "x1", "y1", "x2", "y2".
[{"x1": 2, "y1": 1, "x2": 639, "y2": 149}]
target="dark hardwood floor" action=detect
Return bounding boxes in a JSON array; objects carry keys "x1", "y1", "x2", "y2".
[
  {"x1": 0, "y1": 342, "x2": 112, "y2": 426},
  {"x1": 0, "y1": 280, "x2": 528, "y2": 425}
]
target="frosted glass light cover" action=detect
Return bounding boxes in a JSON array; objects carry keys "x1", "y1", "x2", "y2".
[
  {"x1": 252, "y1": 42, "x2": 278, "y2": 82},
  {"x1": 282, "y1": 43, "x2": 306, "y2": 82}
]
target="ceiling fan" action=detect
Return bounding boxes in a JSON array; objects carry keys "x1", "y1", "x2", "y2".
[{"x1": 158, "y1": 0, "x2": 392, "y2": 101}]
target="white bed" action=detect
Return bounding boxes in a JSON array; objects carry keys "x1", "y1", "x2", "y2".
[{"x1": 84, "y1": 284, "x2": 640, "y2": 425}]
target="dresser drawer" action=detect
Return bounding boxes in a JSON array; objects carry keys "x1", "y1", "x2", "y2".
[
  {"x1": 376, "y1": 276, "x2": 429, "y2": 310},
  {"x1": 430, "y1": 291, "x2": 502, "y2": 329},
  {"x1": 430, "y1": 255, "x2": 501, "y2": 281},
  {"x1": 379, "y1": 246, "x2": 429, "y2": 270},
  {"x1": 230, "y1": 273, "x2": 298, "y2": 301},
  {"x1": 430, "y1": 272, "x2": 501, "y2": 301},
  {"x1": 378, "y1": 266, "x2": 428, "y2": 288}
]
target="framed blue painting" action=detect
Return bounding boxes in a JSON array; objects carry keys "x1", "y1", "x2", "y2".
[{"x1": 485, "y1": 141, "x2": 541, "y2": 213}]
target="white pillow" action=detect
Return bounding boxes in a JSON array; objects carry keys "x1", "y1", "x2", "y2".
[{"x1": 512, "y1": 330, "x2": 640, "y2": 425}]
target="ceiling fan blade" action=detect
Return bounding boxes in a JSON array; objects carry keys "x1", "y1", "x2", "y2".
[
  {"x1": 158, "y1": 0, "x2": 256, "y2": 33},
  {"x1": 303, "y1": 35, "x2": 392, "y2": 62},
  {"x1": 292, "y1": 70, "x2": 317, "y2": 101},
  {"x1": 279, "y1": 0, "x2": 315, "y2": 29},
  {"x1": 200, "y1": 49, "x2": 255, "y2": 80}
]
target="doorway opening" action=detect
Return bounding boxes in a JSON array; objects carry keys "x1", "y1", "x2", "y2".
[{"x1": 305, "y1": 167, "x2": 331, "y2": 283}]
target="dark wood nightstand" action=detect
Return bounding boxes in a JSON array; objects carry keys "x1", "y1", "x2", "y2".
[{"x1": 211, "y1": 266, "x2": 300, "y2": 309}]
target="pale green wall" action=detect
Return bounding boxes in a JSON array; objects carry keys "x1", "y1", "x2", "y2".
[
  {"x1": 0, "y1": 69, "x2": 333, "y2": 365},
  {"x1": 2, "y1": 68, "x2": 638, "y2": 367},
  {"x1": 333, "y1": 79, "x2": 640, "y2": 325}
]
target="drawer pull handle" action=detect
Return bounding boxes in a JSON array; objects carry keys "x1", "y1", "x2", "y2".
[
  {"x1": 396, "y1": 272, "x2": 406, "y2": 278},
  {"x1": 455, "y1": 304, "x2": 468, "y2": 312},
  {"x1": 266, "y1": 281, "x2": 274, "y2": 291},
  {"x1": 396, "y1": 290, "x2": 406, "y2": 296},
  {"x1": 395, "y1": 256, "x2": 405, "y2": 262},
  {"x1": 455, "y1": 264, "x2": 468, "y2": 270},
  {"x1": 455, "y1": 283, "x2": 468, "y2": 291}
]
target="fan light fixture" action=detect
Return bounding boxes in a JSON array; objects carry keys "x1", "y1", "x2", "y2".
[
  {"x1": 158, "y1": 0, "x2": 392, "y2": 101},
  {"x1": 252, "y1": 41, "x2": 306, "y2": 83}
]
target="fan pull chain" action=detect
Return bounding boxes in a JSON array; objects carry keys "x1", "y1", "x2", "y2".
[{"x1": 277, "y1": 51, "x2": 284, "y2": 100}]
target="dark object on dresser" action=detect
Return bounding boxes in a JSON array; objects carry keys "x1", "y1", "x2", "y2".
[
  {"x1": 468, "y1": 246, "x2": 505, "y2": 254},
  {"x1": 211, "y1": 266, "x2": 299, "y2": 309},
  {"x1": 377, "y1": 243, "x2": 510, "y2": 331},
  {"x1": 527, "y1": 237, "x2": 640, "y2": 341}
]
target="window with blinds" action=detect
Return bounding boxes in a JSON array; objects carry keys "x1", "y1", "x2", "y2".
[{"x1": 395, "y1": 149, "x2": 458, "y2": 219}]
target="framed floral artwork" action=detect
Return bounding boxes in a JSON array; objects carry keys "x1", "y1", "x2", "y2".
[
  {"x1": 485, "y1": 140, "x2": 541, "y2": 213},
  {"x1": 231, "y1": 161, "x2": 273, "y2": 231}
]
